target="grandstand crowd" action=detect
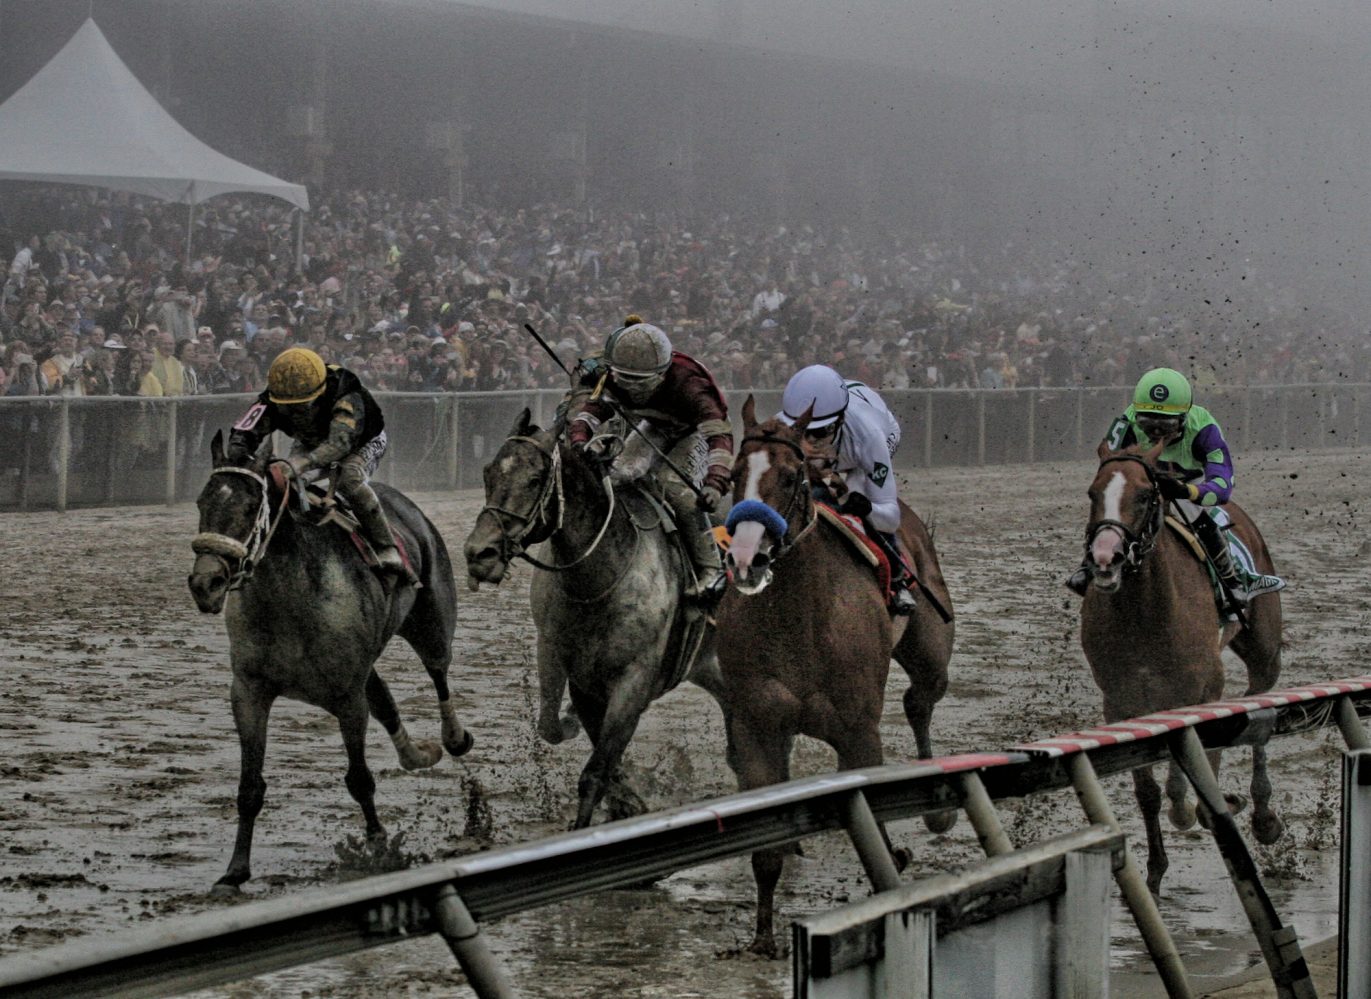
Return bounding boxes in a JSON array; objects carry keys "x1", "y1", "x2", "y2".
[{"x1": 0, "y1": 185, "x2": 1362, "y2": 410}]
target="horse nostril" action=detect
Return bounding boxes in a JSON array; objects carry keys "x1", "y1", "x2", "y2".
[{"x1": 753, "y1": 551, "x2": 771, "y2": 570}]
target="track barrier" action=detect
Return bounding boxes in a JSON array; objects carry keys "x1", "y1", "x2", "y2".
[
  {"x1": 0, "y1": 676, "x2": 1367, "y2": 998},
  {"x1": 0, "y1": 382, "x2": 1363, "y2": 510}
]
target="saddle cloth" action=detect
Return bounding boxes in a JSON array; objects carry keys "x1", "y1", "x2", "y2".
[
  {"x1": 1164, "y1": 514, "x2": 1286, "y2": 609},
  {"x1": 815, "y1": 504, "x2": 894, "y2": 599},
  {"x1": 268, "y1": 464, "x2": 419, "y2": 578}
]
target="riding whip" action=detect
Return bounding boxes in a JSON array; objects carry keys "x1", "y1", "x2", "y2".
[{"x1": 522, "y1": 322, "x2": 572, "y2": 377}]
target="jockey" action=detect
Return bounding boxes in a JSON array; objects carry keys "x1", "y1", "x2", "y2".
[
  {"x1": 228, "y1": 347, "x2": 409, "y2": 580},
  {"x1": 777, "y1": 364, "x2": 917, "y2": 615},
  {"x1": 567, "y1": 318, "x2": 732, "y2": 600},
  {"x1": 1066, "y1": 366, "x2": 1246, "y2": 609}
]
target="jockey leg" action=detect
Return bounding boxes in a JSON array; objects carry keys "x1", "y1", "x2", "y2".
[
  {"x1": 1191, "y1": 508, "x2": 1248, "y2": 609},
  {"x1": 335, "y1": 450, "x2": 409, "y2": 581},
  {"x1": 869, "y1": 528, "x2": 918, "y2": 615},
  {"x1": 663, "y1": 475, "x2": 723, "y2": 601}
]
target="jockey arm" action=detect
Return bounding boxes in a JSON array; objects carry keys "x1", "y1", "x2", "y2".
[
  {"x1": 838, "y1": 410, "x2": 900, "y2": 533},
  {"x1": 300, "y1": 392, "x2": 366, "y2": 471},
  {"x1": 227, "y1": 393, "x2": 280, "y2": 462}
]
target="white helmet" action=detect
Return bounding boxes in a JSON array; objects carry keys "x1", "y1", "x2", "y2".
[{"x1": 778, "y1": 364, "x2": 848, "y2": 429}]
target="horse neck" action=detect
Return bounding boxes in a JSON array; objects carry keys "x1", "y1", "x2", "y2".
[{"x1": 548, "y1": 442, "x2": 637, "y2": 585}]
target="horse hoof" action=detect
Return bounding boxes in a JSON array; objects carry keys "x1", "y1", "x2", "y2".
[
  {"x1": 747, "y1": 937, "x2": 780, "y2": 960},
  {"x1": 1253, "y1": 812, "x2": 1286, "y2": 845},
  {"x1": 923, "y1": 809, "x2": 958, "y2": 835},
  {"x1": 1168, "y1": 804, "x2": 1197, "y2": 831},
  {"x1": 891, "y1": 847, "x2": 912, "y2": 873},
  {"x1": 559, "y1": 716, "x2": 581, "y2": 742},
  {"x1": 1224, "y1": 792, "x2": 1249, "y2": 815},
  {"x1": 400, "y1": 740, "x2": 444, "y2": 771},
  {"x1": 447, "y1": 729, "x2": 475, "y2": 759},
  {"x1": 210, "y1": 881, "x2": 241, "y2": 897}
]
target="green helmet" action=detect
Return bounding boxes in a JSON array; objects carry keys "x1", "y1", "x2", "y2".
[{"x1": 1133, "y1": 367, "x2": 1192, "y2": 415}]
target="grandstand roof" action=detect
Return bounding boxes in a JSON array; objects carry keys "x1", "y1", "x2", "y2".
[{"x1": 0, "y1": 19, "x2": 308, "y2": 211}]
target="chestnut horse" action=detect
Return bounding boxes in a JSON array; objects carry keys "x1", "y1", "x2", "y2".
[
  {"x1": 1080, "y1": 440, "x2": 1284, "y2": 894},
  {"x1": 716, "y1": 397, "x2": 956, "y2": 956}
]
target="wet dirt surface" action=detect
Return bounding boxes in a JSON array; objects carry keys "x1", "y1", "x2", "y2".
[{"x1": 0, "y1": 450, "x2": 1364, "y2": 997}]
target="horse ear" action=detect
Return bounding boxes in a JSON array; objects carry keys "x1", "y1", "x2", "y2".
[
  {"x1": 792, "y1": 403, "x2": 815, "y2": 435},
  {"x1": 510, "y1": 407, "x2": 532, "y2": 438},
  {"x1": 1096, "y1": 439, "x2": 1114, "y2": 461},
  {"x1": 1143, "y1": 438, "x2": 1167, "y2": 464},
  {"x1": 741, "y1": 394, "x2": 757, "y2": 429},
  {"x1": 210, "y1": 430, "x2": 225, "y2": 467},
  {"x1": 252, "y1": 435, "x2": 274, "y2": 470}
]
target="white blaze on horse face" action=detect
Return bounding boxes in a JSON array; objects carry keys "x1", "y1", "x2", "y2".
[
  {"x1": 728, "y1": 450, "x2": 772, "y2": 575},
  {"x1": 1091, "y1": 471, "x2": 1127, "y2": 568}
]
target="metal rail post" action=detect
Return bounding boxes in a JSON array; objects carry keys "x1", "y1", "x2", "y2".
[
  {"x1": 1075, "y1": 389, "x2": 1085, "y2": 453},
  {"x1": 56, "y1": 399, "x2": 70, "y2": 512},
  {"x1": 165, "y1": 400, "x2": 178, "y2": 506},
  {"x1": 976, "y1": 393, "x2": 986, "y2": 465},
  {"x1": 1068, "y1": 754, "x2": 1193, "y2": 997},
  {"x1": 922, "y1": 391, "x2": 933, "y2": 468},
  {"x1": 1169, "y1": 728, "x2": 1316, "y2": 999},
  {"x1": 1340, "y1": 749, "x2": 1371, "y2": 999},
  {"x1": 959, "y1": 771, "x2": 1013, "y2": 857},
  {"x1": 433, "y1": 884, "x2": 515, "y2": 998},
  {"x1": 1026, "y1": 390, "x2": 1036, "y2": 464},
  {"x1": 841, "y1": 790, "x2": 903, "y2": 892},
  {"x1": 448, "y1": 396, "x2": 460, "y2": 489},
  {"x1": 1336, "y1": 696, "x2": 1370, "y2": 750}
]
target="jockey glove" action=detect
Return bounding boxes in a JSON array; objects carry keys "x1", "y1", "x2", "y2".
[
  {"x1": 697, "y1": 485, "x2": 723, "y2": 512},
  {"x1": 839, "y1": 491, "x2": 873, "y2": 520},
  {"x1": 1158, "y1": 477, "x2": 1199, "y2": 502}
]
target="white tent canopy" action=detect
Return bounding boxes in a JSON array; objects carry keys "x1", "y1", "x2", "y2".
[{"x1": 0, "y1": 19, "x2": 308, "y2": 211}]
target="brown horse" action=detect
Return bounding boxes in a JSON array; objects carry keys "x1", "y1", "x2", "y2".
[
  {"x1": 1080, "y1": 440, "x2": 1285, "y2": 894},
  {"x1": 716, "y1": 397, "x2": 956, "y2": 956}
]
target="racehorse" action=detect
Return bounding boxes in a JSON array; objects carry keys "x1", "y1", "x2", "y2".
[
  {"x1": 187, "y1": 431, "x2": 471, "y2": 893},
  {"x1": 463, "y1": 407, "x2": 729, "y2": 829},
  {"x1": 1080, "y1": 440, "x2": 1284, "y2": 894},
  {"x1": 717, "y1": 397, "x2": 956, "y2": 957}
]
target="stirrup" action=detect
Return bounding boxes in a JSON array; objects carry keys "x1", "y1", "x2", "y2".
[{"x1": 890, "y1": 587, "x2": 918, "y2": 615}]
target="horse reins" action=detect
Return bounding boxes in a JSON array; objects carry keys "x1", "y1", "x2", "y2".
[
  {"x1": 191, "y1": 465, "x2": 291, "y2": 591},
  {"x1": 475, "y1": 434, "x2": 618, "y2": 572},
  {"x1": 1084, "y1": 453, "x2": 1164, "y2": 570}
]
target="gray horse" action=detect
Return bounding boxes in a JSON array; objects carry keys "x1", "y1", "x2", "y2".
[
  {"x1": 188, "y1": 431, "x2": 472, "y2": 892},
  {"x1": 464, "y1": 408, "x2": 729, "y2": 828}
]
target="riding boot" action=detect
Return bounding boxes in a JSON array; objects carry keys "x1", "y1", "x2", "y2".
[
  {"x1": 682, "y1": 511, "x2": 725, "y2": 602},
  {"x1": 874, "y1": 530, "x2": 918, "y2": 615},
  {"x1": 1065, "y1": 557, "x2": 1091, "y2": 596},
  {"x1": 1193, "y1": 513, "x2": 1248, "y2": 609},
  {"x1": 348, "y1": 480, "x2": 415, "y2": 584}
]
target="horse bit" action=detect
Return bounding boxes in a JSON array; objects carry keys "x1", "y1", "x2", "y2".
[
  {"x1": 191, "y1": 465, "x2": 290, "y2": 591},
  {"x1": 476, "y1": 434, "x2": 618, "y2": 572},
  {"x1": 1084, "y1": 453, "x2": 1163, "y2": 571}
]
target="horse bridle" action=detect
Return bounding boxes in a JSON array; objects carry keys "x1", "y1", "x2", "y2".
[
  {"x1": 739, "y1": 430, "x2": 819, "y2": 556},
  {"x1": 1084, "y1": 453, "x2": 1164, "y2": 571},
  {"x1": 191, "y1": 465, "x2": 291, "y2": 591},
  {"x1": 475, "y1": 434, "x2": 617, "y2": 572}
]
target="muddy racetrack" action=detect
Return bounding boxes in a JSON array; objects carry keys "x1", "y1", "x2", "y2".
[{"x1": 1, "y1": 450, "x2": 1364, "y2": 997}]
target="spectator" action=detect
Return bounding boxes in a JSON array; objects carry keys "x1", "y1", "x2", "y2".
[
  {"x1": 40, "y1": 329, "x2": 85, "y2": 396},
  {"x1": 149, "y1": 327, "x2": 188, "y2": 395}
]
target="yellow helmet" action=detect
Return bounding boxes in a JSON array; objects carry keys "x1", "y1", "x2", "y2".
[{"x1": 267, "y1": 348, "x2": 328, "y2": 404}]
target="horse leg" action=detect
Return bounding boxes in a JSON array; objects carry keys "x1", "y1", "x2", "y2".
[
  {"x1": 537, "y1": 634, "x2": 580, "y2": 745},
  {"x1": 731, "y1": 713, "x2": 792, "y2": 959},
  {"x1": 1165, "y1": 761, "x2": 1197, "y2": 830},
  {"x1": 337, "y1": 697, "x2": 385, "y2": 843},
  {"x1": 571, "y1": 677, "x2": 654, "y2": 829},
  {"x1": 364, "y1": 668, "x2": 442, "y2": 770},
  {"x1": 213, "y1": 678, "x2": 274, "y2": 894},
  {"x1": 894, "y1": 649, "x2": 957, "y2": 835},
  {"x1": 1249, "y1": 742, "x2": 1285, "y2": 844},
  {"x1": 398, "y1": 597, "x2": 474, "y2": 758},
  {"x1": 1134, "y1": 766, "x2": 1169, "y2": 895},
  {"x1": 685, "y1": 649, "x2": 738, "y2": 776}
]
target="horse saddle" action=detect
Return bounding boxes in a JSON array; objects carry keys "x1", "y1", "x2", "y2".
[
  {"x1": 815, "y1": 503, "x2": 898, "y2": 600},
  {"x1": 267, "y1": 465, "x2": 419, "y2": 580},
  {"x1": 1164, "y1": 515, "x2": 1286, "y2": 612}
]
